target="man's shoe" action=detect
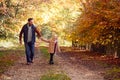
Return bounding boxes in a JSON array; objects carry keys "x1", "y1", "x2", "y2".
[
  {"x1": 26, "y1": 62, "x2": 31, "y2": 65},
  {"x1": 49, "y1": 61, "x2": 54, "y2": 65},
  {"x1": 31, "y1": 61, "x2": 34, "y2": 63},
  {"x1": 51, "y1": 61, "x2": 54, "y2": 64}
]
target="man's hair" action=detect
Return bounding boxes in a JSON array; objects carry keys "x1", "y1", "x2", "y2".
[{"x1": 28, "y1": 18, "x2": 33, "y2": 22}]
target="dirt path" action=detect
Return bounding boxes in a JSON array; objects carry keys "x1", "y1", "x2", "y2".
[{"x1": 1, "y1": 48, "x2": 104, "y2": 80}]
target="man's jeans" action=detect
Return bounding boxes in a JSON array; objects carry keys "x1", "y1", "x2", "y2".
[{"x1": 25, "y1": 42, "x2": 35, "y2": 63}]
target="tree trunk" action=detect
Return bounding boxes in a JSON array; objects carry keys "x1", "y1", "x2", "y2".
[
  {"x1": 114, "y1": 50, "x2": 118, "y2": 58},
  {"x1": 86, "y1": 44, "x2": 91, "y2": 51},
  {"x1": 86, "y1": 44, "x2": 89, "y2": 50}
]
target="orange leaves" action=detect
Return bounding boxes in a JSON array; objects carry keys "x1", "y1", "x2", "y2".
[{"x1": 70, "y1": 0, "x2": 120, "y2": 46}]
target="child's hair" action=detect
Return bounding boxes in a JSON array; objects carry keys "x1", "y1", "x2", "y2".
[
  {"x1": 51, "y1": 32, "x2": 57, "y2": 38},
  {"x1": 51, "y1": 33, "x2": 58, "y2": 40}
]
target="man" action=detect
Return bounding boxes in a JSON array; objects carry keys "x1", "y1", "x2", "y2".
[{"x1": 19, "y1": 18, "x2": 41, "y2": 65}]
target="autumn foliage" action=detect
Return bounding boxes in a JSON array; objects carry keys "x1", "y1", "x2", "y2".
[{"x1": 67, "y1": 0, "x2": 120, "y2": 57}]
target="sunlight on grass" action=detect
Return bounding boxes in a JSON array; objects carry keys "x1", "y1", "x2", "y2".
[
  {"x1": 0, "y1": 39, "x2": 18, "y2": 48},
  {"x1": 40, "y1": 73, "x2": 71, "y2": 80},
  {"x1": 0, "y1": 41, "x2": 14, "y2": 48},
  {"x1": 9, "y1": 46, "x2": 25, "y2": 50}
]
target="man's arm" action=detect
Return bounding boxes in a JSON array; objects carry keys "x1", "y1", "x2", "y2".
[
  {"x1": 40, "y1": 37, "x2": 50, "y2": 43},
  {"x1": 35, "y1": 27, "x2": 41, "y2": 38},
  {"x1": 19, "y1": 26, "x2": 24, "y2": 44}
]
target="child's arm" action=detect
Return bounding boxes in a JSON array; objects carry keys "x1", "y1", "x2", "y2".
[
  {"x1": 56, "y1": 42, "x2": 61, "y2": 53},
  {"x1": 40, "y1": 37, "x2": 50, "y2": 43}
]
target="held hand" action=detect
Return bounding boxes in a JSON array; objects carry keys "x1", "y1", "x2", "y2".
[{"x1": 40, "y1": 37, "x2": 49, "y2": 43}]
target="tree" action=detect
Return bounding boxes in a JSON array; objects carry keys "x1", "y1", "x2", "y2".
[
  {"x1": 0, "y1": 0, "x2": 81, "y2": 47},
  {"x1": 69, "y1": 0, "x2": 120, "y2": 58}
]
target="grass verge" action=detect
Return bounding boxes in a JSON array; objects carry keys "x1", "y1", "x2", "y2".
[
  {"x1": 40, "y1": 73, "x2": 71, "y2": 80},
  {"x1": 104, "y1": 66, "x2": 120, "y2": 80},
  {"x1": 0, "y1": 47, "x2": 24, "y2": 76},
  {"x1": 40, "y1": 46, "x2": 49, "y2": 59}
]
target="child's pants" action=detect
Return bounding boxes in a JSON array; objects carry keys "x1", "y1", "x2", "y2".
[{"x1": 50, "y1": 53, "x2": 54, "y2": 62}]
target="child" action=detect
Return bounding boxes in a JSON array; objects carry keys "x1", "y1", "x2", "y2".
[{"x1": 40, "y1": 34, "x2": 61, "y2": 64}]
